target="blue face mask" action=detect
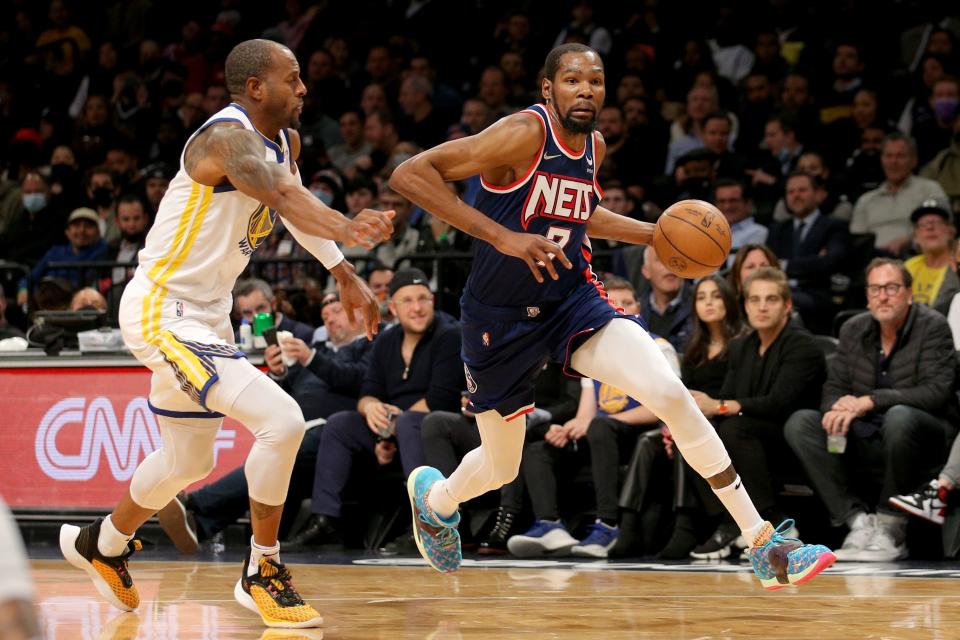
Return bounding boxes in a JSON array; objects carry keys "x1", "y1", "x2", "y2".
[
  {"x1": 933, "y1": 98, "x2": 959, "y2": 124},
  {"x1": 22, "y1": 192, "x2": 46, "y2": 213},
  {"x1": 311, "y1": 188, "x2": 334, "y2": 205}
]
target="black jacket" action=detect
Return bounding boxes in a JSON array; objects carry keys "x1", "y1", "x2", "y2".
[
  {"x1": 279, "y1": 335, "x2": 375, "y2": 421},
  {"x1": 360, "y1": 311, "x2": 463, "y2": 412},
  {"x1": 720, "y1": 325, "x2": 826, "y2": 423},
  {"x1": 767, "y1": 213, "x2": 850, "y2": 295},
  {"x1": 824, "y1": 304, "x2": 958, "y2": 425}
]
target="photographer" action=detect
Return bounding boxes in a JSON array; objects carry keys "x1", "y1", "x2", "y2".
[{"x1": 286, "y1": 268, "x2": 463, "y2": 548}]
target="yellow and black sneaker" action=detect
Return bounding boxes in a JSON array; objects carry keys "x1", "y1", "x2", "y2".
[
  {"x1": 60, "y1": 518, "x2": 141, "y2": 611},
  {"x1": 234, "y1": 553, "x2": 324, "y2": 628}
]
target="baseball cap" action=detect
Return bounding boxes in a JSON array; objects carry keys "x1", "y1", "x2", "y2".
[
  {"x1": 910, "y1": 199, "x2": 951, "y2": 224},
  {"x1": 67, "y1": 208, "x2": 100, "y2": 225},
  {"x1": 388, "y1": 268, "x2": 430, "y2": 297}
]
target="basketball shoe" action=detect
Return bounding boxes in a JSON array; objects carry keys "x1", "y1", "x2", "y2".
[
  {"x1": 507, "y1": 520, "x2": 578, "y2": 557},
  {"x1": 889, "y1": 479, "x2": 950, "y2": 525},
  {"x1": 60, "y1": 518, "x2": 142, "y2": 611},
  {"x1": 407, "y1": 466, "x2": 462, "y2": 573},
  {"x1": 747, "y1": 519, "x2": 836, "y2": 590},
  {"x1": 234, "y1": 552, "x2": 324, "y2": 628}
]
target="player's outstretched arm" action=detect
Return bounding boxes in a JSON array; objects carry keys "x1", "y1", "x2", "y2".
[
  {"x1": 587, "y1": 206, "x2": 655, "y2": 245},
  {"x1": 389, "y1": 114, "x2": 572, "y2": 283},
  {"x1": 186, "y1": 123, "x2": 393, "y2": 248}
]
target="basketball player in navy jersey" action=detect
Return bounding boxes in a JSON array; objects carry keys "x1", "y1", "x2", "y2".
[{"x1": 390, "y1": 43, "x2": 835, "y2": 589}]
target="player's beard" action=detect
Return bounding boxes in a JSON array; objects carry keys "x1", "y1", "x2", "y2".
[{"x1": 551, "y1": 90, "x2": 596, "y2": 134}]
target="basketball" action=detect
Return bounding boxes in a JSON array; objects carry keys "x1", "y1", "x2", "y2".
[{"x1": 652, "y1": 199, "x2": 731, "y2": 279}]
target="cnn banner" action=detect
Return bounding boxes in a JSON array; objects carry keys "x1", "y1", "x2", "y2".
[{"x1": 0, "y1": 367, "x2": 256, "y2": 509}]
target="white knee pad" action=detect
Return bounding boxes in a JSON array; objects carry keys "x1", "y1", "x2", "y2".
[{"x1": 129, "y1": 415, "x2": 221, "y2": 511}]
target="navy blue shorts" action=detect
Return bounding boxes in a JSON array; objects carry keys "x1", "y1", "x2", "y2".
[{"x1": 460, "y1": 282, "x2": 645, "y2": 420}]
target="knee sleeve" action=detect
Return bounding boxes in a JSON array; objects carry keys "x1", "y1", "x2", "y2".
[
  {"x1": 209, "y1": 365, "x2": 305, "y2": 507},
  {"x1": 129, "y1": 415, "x2": 221, "y2": 511},
  {"x1": 571, "y1": 319, "x2": 731, "y2": 479}
]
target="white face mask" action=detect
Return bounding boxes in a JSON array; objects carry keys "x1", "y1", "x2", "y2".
[
  {"x1": 311, "y1": 188, "x2": 334, "y2": 205},
  {"x1": 22, "y1": 192, "x2": 47, "y2": 213}
]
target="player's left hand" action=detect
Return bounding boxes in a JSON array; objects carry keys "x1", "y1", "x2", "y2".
[{"x1": 332, "y1": 260, "x2": 380, "y2": 340}]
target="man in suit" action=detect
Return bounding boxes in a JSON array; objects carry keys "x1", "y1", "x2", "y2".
[{"x1": 767, "y1": 171, "x2": 850, "y2": 333}]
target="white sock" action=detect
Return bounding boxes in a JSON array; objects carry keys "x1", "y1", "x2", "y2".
[
  {"x1": 249, "y1": 536, "x2": 280, "y2": 576},
  {"x1": 712, "y1": 476, "x2": 765, "y2": 544},
  {"x1": 98, "y1": 515, "x2": 133, "y2": 557},
  {"x1": 427, "y1": 480, "x2": 460, "y2": 520}
]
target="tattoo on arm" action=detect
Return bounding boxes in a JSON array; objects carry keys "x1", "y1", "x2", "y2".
[{"x1": 186, "y1": 125, "x2": 287, "y2": 191}]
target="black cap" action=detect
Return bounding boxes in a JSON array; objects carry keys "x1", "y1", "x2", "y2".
[
  {"x1": 389, "y1": 268, "x2": 430, "y2": 297},
  {"x1": 910, "y1": 198, "x2": 951, "y2": 224},
  {"x1": 141, "y1": 163, "x2": 175, "y2": 181}
]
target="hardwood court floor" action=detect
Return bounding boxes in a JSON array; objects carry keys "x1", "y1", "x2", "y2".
[{"x1": 31, "y1": 558, "x2": 960, "y2": 639}]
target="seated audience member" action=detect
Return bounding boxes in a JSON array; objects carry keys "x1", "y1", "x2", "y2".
[
  {"x1": 17, "y1": 208, "x2": 107, "y2": 307},
  {"x1": 234, "y1": 278, "x2": 314, "y2": 344},
  {"x1": 904, "y1": 200, "x2": 958, "y2": 312},
  {"x1": 889, "y1": 434, "x2": 960, "y2": 527},
  {"x1": 366, "y1": 263, "x2": 397, "y2": 326},
  {"x1": 850, "y1": 133, "x2": 947, "y2": 255},
  {"x1": 785, "y1": 259, "x2": 957, "y2": 562},
  {"x1": 766, "y1": 172, "x2": 850, "y2": 333},
  {"x1": 69, "y1": 287, "x2": 107, "y2": 312},
  {"x1": 713, "y1": 179, "x2": 767, "y2": 266},
  {"x1": 658, "y1": 275, "x2": 746, "y2": 558},
  {"x1": 772, "y1": 151, "x2": 853, "y2": 222},
  {"x1": 0, "y1": 285, "x2": 25, "y2": 340},
  {"x1": 269, "y1": 293, "x2": 375, "y2": 422},
  {"x1": 108, "y1": 194, "x2": 150, "y2": 286},
  {"x1": 919, "y1": 109, "x2": 960, "y2": 208},
  {"x1": 726, "y1": 243, "x2": 778, "y2": 302},
  {"x1": 288, "y1": 269, "x2": 462, "y2": 547},
  {"x1": 507, "y1": 279, "x2": 680, "y2": 558},
  {"x1": 640, "y1": 246, "x2": 693, "y2": 352},
  {"x1": 688, "y1": 268, "x2": 826, "y2": 558},
  {"x1": 420, "y1": 360, "x2": 579, "y2": 554},
  {"x1": 155, "y1": 293, "x2": 375, "y2": 552}
]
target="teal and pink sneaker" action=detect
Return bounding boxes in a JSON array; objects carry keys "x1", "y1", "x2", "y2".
[
  {"x1": 407, "y1": 466, "x2": 462, "y2": 573},
  {"x1": 747, "y1": 519, "x2": 836, "y2": 590}
]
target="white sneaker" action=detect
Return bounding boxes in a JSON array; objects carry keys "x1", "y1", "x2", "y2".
[
  {"x1": 859, "y1": 521, "x2": 907, "y2": 562},
  {"x1": 834, "y1": 513, "x2": 875, "y2": 562},
  {"x1": 507, "y1": 520, "x2": 579, "y2": 558}
]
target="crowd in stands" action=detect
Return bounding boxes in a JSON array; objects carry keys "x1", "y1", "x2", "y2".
[{"x1": 2, "y1": 1, "x2": 960, "y2": 562}]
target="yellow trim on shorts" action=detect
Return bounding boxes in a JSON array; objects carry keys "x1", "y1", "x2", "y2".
[{"x1": 155, "y1": 331, "x2": 212, "y2": 392}]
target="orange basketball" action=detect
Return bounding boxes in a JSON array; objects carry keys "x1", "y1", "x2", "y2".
[{"x1": 652, "y1": 199, "x2": 731, "y2": 279}]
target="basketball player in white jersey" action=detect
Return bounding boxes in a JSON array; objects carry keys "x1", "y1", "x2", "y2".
[{"x1": 59, "y1": 39, "x2": 394, "y2": 629}]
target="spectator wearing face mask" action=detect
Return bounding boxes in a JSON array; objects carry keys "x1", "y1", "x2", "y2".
[
  {"x1": 2, "y1": 172, "x2": 67, "y2": 264},
  {"x1": 920, "y1": 88, "x2": 960, "y2": 209},
  {"x1": 912, "y1": 77, "x2": 960, "y2": 166},
  {"x1": 84, "y1": 165, "x2": 121, "y2": 246}
]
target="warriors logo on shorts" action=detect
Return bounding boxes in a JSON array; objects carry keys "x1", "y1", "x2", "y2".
[{"x1": 463, "y1": 363, "x2": 478, "y2": 393}]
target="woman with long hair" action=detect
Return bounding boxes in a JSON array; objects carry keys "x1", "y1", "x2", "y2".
[{"x1": 682, "y1": 275, "x2": 746, "y2": 396}]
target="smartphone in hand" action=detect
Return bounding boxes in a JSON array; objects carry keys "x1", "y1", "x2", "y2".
[{"x1": 263, "y1": 327, "x2": 278, "y2": 347}]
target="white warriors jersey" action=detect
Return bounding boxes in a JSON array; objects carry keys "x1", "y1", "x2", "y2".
[{"x1": 134, "y1": 103, "x2": 295, "y2": 304}]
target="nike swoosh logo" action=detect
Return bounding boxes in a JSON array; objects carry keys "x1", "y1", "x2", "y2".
[
  {"x1": 734, "y1": 479, "x2": 742, "y2": 490},
  {"x1": 543, "y1": 153, "x2": 561, "y2": 160}
]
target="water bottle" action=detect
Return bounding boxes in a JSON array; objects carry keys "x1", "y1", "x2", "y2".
[{"x1": 239, "y1": 319, "x2": 253, "y2": 351}]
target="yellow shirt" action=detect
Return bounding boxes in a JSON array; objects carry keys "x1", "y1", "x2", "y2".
[{"x1": 905, "y1": 255, "x2": 947, "y2": 306}]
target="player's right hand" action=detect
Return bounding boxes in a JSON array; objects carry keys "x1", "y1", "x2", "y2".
[
  {"x1": 496, "y1": 230, "x2": 573, "y2": 283},
  {"x1": 342, "y1": 208, "x2": 395, "y2": 248}
]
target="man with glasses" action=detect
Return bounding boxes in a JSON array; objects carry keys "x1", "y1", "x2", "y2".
[
  {"x1": 785, "y1": 258, "x2": 958, "y2": 561},
  {"x1": 904, "y1": 200, "x2": 958, "y2": 312},
  {"x1": 713, "y1": 178, "x2": 767, "y2": 267}
]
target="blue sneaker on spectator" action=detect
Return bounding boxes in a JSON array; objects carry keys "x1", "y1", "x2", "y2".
[
  {"x1": 571, "y1": 520, "x2": 619, "y2": 558},
  {"x1": 406, "y1": 466, "x2": 461, "y2": 574},
  {"x1": 507, "y1": 520, "x2": 578, "y2": 558}
]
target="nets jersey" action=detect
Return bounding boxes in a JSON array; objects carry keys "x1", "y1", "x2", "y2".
[
  {"x1": 135, "y1": 103, "x2": 295, "y2": 304},
  {"x1": 465, "y1": 103, "x2": 604, "y2": 307}
]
